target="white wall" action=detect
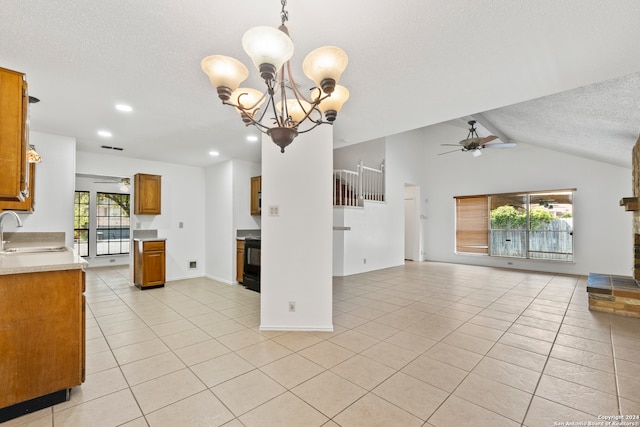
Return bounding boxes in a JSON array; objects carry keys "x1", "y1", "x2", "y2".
[
  {"x1": 204, "y1": 159, "x2": 261, "y2": 284},
  {"x1": 333, "y1": 121, "x2": 632, "y2": 277},
  {"x1": 333, "y1": 138, "x2": 385, "y2": 171},
  {"x1": 7, "y1": 132, "x2": 76, "y2": 245},
  {"x1": 76, "y1": 151, "x2": 206, "y2": 281},
  {"x1": 389, "y1": 122, "x2": 632, "y2": 276},
  {"x1": 333, "y1": 201, "x2": 400, "y2": 276},
  {"x1": 232, "y1": 160, "x2": 261, "y2": 231},
  {"x1": 261, "y1": 127, "x2": 333, "y2": 331},
  {"x1": 204, "y1": 160, "x2": 234, "y2": 283}
]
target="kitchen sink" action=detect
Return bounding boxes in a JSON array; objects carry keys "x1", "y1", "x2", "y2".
[{"x1": 1, "y1": 246, "x2": 69, "y2": 255}]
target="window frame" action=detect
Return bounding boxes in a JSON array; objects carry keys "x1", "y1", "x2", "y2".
[
  {"x1": 73, "y1": 191, "x2": 90, "y2": 257},
  {"x1": 454, "y1": 189, "x2": 575, "y2": 262},
  {"x1": 95, "y1": 192, "x2": 131, "y2": 256}
]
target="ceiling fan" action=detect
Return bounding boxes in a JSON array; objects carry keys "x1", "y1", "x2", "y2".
[
  {"x1": 93, "y1": 177, "x2": 130, "y2": 191},
  {"x1": 439, "y1": 120, "x2": 516, "y2": 157}
]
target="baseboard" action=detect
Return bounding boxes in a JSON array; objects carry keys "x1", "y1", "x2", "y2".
[{"x1": 259, "y1": 324, "x2": 334, "y2": 332}]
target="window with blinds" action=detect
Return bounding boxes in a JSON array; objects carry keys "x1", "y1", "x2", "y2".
[
  {"x1": 454, "y1": 190, "x2": 574, "y2": 261},
  {"x1": 455, "y1": 196, "x2": 489, "y2": 254}
]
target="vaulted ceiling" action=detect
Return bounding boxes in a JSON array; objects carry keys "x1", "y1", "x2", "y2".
[{"x1": 2, "y1": 1, "x2": 639, "y2": 168}]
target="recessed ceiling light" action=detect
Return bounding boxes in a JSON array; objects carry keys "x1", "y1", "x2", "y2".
[
  {"x1": 115, "y1": 104, "x2": 133, "y2": 112},
  {"x1": 209, "y1": 151, "x2": 220, "y2": 156},
  {"x1": 247, "y1": 135, "x2": 259, "y2": 142},
  {"x1": 98, "y1": 130, "x2": 112, "y2": 138}
]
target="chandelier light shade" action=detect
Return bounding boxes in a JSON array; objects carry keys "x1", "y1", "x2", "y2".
[
  {"x1": 200, "y1": 55, "x2": 249, "y2": 101},
  {"x1": 316, "y1": 85, "x2": 349, "y2": 122},
  {"x1": 200, "y1": 0, "x2": 349, "y2": 153},
  {"x1": 231, "y1": 87, "x2": 266, "y2": 121},
  {"x1": 302, "y1": 46, "x2": 348, "y2": 94},
  {"x1": 242, "y1": 26, "x2": 295, "y2": 79}
]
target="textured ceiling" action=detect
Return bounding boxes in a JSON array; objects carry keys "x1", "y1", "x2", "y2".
[{"x1": 1, "y1": 0, "x2": 639, "y2": 167}]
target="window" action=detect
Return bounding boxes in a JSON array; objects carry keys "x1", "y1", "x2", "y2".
[
  {"x1": 96, "y1": 193, "x2": 130, "y2": 255},
  {"x1": 73, "y1": 191, "x2": 90, "y2": 257},
  {"x1": 455, "y1": 196, "x2": 488, "y2": 254},
  {"x1": 455, "y1": 190, "x2": 574, "y2": 261}
]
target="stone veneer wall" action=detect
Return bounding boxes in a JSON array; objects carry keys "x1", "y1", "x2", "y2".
[{"x1": 634, "y1": 135, "x2": 640, "y2": 280}]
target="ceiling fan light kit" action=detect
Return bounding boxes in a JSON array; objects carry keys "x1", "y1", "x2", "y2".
[
  {"x1": 201, "y1": 0, "x2": 349, "y2": 153},
  {"x1": 439, "y1": 120, "x2": 517, "y2": 156}
]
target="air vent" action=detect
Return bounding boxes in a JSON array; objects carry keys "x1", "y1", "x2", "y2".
[{"x1": 100, "y1": 145, "x2": 124, "y2": 151}]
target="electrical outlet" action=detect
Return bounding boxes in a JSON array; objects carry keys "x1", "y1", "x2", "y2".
[
  {"x1": 289, "y1": 301, "x2": 295, "y2": 312},
  {"x1": 363, "y1": 258, "x2": 367, "y2": 264}
]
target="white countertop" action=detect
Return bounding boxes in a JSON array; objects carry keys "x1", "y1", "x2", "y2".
[
  {"x1": 133, "y1": 237, "x2": 167, "y2": 242},
  {"x1": 0, "y1": 247, "x2": 88, "y2": 275}
]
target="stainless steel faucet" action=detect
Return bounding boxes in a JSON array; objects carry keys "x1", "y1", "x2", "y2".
[{"x1": 0, "y1": 210, "x2": 23, "y2": 252}]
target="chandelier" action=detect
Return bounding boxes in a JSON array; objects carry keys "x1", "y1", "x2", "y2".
[{"x1": 201, "y1": 0, "x2": 349, "y2": 153}]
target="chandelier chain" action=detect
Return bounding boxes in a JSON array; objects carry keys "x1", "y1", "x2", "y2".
[{"x1": 280, "y1": 0, "x2": 289, "y2": 25}]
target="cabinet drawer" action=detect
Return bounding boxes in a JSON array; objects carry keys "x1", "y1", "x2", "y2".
[{"x1": 143, "y1": 240, "x2": 165, "y2": 251}]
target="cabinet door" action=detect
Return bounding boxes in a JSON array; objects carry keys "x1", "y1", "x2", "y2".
[
  {"x1": 236, "y1": 240, "x2": 245, "y2": 283},
  {"x1": 0, "y1": 67, "x2": 28, "y2": 201},
  {"x1": 0, "y1": 269, "x2": 84, "y2": 408},
  {"x1": 143, "y1": 251, "x2": 165, "y2": 286},
  {"x1": 250, "y1": 176, "x2": 261, "y2": 216},
  {"x1": 134, "y1": 173, "x2": 161, "y2": 215},
  {"x1": 0, "y1": 163, "x2": 35, "y2": 212}
]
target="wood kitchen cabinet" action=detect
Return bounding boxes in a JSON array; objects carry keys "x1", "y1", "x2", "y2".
[
  {"x1": 0, "y1": 67, "x2": 29, "y2": 202},
  {"x1": 133, "y1": 239, "x2": 166, "y2": 289},
  {"x1": 0, "y1": 163, "x2": 35, "y2": 212},
  {"x1": 134, "y1": 173, "x2": 161, "y2": 215},
  {"x1": 236, "y1": 239, "x2": 245, "y2": 283},
  {"x1": 0, "y1": 269, "x2": 85, "y2": 417},
  {"x1": 250, "y1": 176, "x2": 261, "y2": 216}
]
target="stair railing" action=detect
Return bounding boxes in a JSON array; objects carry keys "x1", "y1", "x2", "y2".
[{"x1": 333, "y1": 160, "x2": 385, "y2": 207}]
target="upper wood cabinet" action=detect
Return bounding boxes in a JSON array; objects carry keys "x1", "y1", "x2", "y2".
[
  {"x1": 0, "y1": 163, "x2": 35, "y2": 212},
  {"x1": 134, "y1": 173, "x2": 161, "y2": 215},
  {"x1": 251, "y1": 176, "x2": 261, "y2": 216},
  {"x1": 0, "y1": 67, "x2": 29, "y2": 201}
]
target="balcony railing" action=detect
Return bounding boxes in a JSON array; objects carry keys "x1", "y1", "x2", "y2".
[{"x1": 333, "y1": 160, "x2": 385, "y2": 207}]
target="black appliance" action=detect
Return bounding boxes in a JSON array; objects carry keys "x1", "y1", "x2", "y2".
[{"x1": 243, "y1": 237, "x2": 261, "y2": 292}]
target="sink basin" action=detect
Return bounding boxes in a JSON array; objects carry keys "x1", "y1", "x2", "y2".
[{"x1": 1, "y1": 246, "x2": 69, "y2": 255}]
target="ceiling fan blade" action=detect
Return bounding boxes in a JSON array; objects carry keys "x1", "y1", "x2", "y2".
[
  {"x1": 437, "y1": 148, "x2": 463, "y2": 156},
  {"x1": 440, "y1": 143, "x2": 463, "y2": 147},
  {"x1": 483, "y1": 142, "x2": 517, "y2": 149},
  {"x1": 478, "y1": 135, "x2": 498, "y2": 145}
]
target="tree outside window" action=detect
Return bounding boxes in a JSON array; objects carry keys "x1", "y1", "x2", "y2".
[{"x1": 96, "y1": 193, "x2": 130, "y2": 255}]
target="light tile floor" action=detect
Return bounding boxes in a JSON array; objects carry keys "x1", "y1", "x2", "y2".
[{"x1": 4, "y1": 262, "x2": 640, "y2": 427}]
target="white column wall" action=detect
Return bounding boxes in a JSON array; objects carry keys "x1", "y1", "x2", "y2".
[{"x1": 260, "y1": 127, "x2": 333, "y2": 331}]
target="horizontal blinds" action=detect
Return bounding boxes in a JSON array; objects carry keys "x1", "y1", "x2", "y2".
[{"x1": 456, "y1": 196, "x2": 488, "y2": 254}]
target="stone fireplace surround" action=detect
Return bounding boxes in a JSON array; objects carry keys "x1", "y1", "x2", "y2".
[{"x1": 587, "y1": 134, "x2": 640, "y2": 317}]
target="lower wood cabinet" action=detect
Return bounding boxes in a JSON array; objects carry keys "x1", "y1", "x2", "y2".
[
  {"x1": 236, "y1": 239, "x2": 245, "y2": 283},
  {"x1": 133, "y1": 239, "x2": 166, "y2": 289},
  {"x1": 0, "y1": 269, "x2": 85, "y2": 413}
]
